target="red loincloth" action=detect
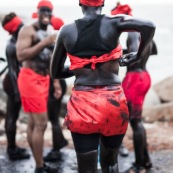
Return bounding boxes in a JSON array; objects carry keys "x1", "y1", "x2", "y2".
[
  {"x1": 17, "y1": 68, "x2": 50, "y2": 113},
  {"x1": 64, "y1": 85, "x2": 129, "y2": 136}
]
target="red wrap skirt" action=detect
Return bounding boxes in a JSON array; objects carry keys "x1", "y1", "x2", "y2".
[
  {"x1": 17, "y1": 68, "x2": 50, "y2": 113},
  {"x1": 64, "y1": 85, "x2": 129, "y2": 136},
  {"x1": 122, "y1": 71, "x2": 151, "y2": 119}
]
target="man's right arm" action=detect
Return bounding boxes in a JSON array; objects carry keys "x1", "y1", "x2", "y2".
[{"x1": 16, "y1": 25, "x2": 56, "y2": 62}]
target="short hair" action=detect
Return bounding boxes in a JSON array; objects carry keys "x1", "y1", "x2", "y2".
[{"x1": 2, "y1": 12, "x2": 17, "y2": 27}]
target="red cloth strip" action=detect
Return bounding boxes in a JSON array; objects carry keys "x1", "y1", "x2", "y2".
[
  {"x1": 80, "y1": 0, "x2": 104, "y2": 7},
  {"x1": 37, "y1": 0, "x2": 53, "y2": 10},
  {"x1": 68, "y1": 44, "x2": 122, "y2": 70},
  {"x1": 4, "y1": 16, "x2": 22, "y2": 34},
  {"x1": 111, "y1": 4, "x2": 132, "y2": 16}
]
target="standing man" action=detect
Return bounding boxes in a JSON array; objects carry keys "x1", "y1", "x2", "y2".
[
  {"x1": 111, "y1": 3, "x2": 158, "y2": 171},
  {"x1": 1, "y1": 12, "x2": 30, "y2": 160},
  {"x1": 16, "y1": 0, "x2": 60, "y2": 172},
  {"x1": 32, "y1": 9, "x2": 68, "y2": 162},
  {"x1": 50, "y1": 0, "x2": 155, "y2": 172},
  {"x1": 122, "y1": 32, "x2": 157, "y2": 172}
]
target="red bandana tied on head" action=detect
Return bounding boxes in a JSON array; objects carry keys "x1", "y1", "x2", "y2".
[
  {"x1": 4, "y1": 16, "x2": 22, "y2": 34},
  {"x1": 37, "y1": 0, "x2": 53, "y2": 10},
  {"x1": 111, "y1": 4, "x2": 132, "y2": 16},
  {"x1": 80, "y1": 0, "x2": 104, "y2": 7}
]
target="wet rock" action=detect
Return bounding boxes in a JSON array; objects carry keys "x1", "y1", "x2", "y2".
[
  {"x1": 143, "y1": 101, "x2": 173, "y2": 123},
  {"x1": 153, "y1": 76, "x2": 173, "y2": 102}
]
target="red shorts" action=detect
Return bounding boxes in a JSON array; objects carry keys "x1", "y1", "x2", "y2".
[
  {"x1": 17, "y1": 68, "x2": 50, "y2": 113},
  {"x1": 122, "y1": 71, "x2": 151, "y2": 119},
  {"x1": 64, "y1": 85, "x2": 129, "y2": 136}
]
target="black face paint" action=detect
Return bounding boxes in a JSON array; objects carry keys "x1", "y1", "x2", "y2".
[{"x1": 38, "y1": 7, "x2": 52, "y2": 16}]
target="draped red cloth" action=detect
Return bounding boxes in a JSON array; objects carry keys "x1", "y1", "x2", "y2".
[
  {"x1": 80, "y1": 0, "x2": 104, "y2": 7},
  {"x1": 18, "y1": 68, "x2": 50, "y2": 113},
  {"x1": 3, "y1": 16, "x2": 22, "y2": 34},
  {"x1": 67, "y1": 44, "x2": 122, "y2": 70},
  {"x1": 122, "y1": 71, "x2": 151, "y2": 119},
  {"x1": 51, "y1": 16, "x2": 64, "y2": 30},
  {"x1": 37, "y1": 0, "x2": 53, "y2": 10},
  {"x1": 64, "y1": 85, "x2": 129, "y2": 136},
  {"x1": 111, "y1": 4, "x2": 132, "y2": 16}
]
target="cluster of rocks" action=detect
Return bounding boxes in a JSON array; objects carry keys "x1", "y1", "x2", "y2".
[{"x1": 143, "y1": 76, "x2": 173, "y2": 123}]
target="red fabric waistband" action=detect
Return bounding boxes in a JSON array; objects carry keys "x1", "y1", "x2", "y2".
[{"x1": 68, "y1": 44, "x2": 122, "y2": 70}]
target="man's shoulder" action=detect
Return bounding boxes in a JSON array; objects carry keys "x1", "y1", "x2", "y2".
[
  {"x1": 19, "y1": 23, "x2": 35, "y2": 35},
  {"x1": 60, "y1": 22, "x2": 75, "y2": 34}
]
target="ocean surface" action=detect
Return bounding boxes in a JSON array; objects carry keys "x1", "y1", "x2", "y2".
[{"x1": 0, "y1": 4, "x2": 173, "y2": 86}]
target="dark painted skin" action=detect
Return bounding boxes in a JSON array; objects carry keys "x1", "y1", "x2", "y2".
[
  {"x1": 125, "y1": 32, "x2": 157, "y2": 170},
  {"x1": 3, "y1": 24, "x2": 23, "y2": 148},
  {"x1": 51, "y1": 7, "x2": 155, "y2": 85},
  {"x1": 50, "y1": 4, "x2": 155, "y2": 173}
]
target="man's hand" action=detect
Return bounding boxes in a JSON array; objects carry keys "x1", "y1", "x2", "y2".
[
  {"x1": 44, "y1": 34, "x2": 57, "y2": 46},
  {"x1": 53, "y1": 79, "x2": 62, "y2": 99},
  {"x1": 118, "y1": 52, "x2": 138, "y2": 66}
]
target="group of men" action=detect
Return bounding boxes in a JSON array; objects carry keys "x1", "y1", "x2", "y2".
[{"x1": 1, "y1": 0, "x2": 157, "y2": 173}]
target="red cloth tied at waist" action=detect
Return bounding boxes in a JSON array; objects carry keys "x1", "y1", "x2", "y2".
[
  {"x1": 17, "y1": 68, "x2": 50, "y2": 113},
  {"x1": 111, "y1": 4, "x2": 132, "y2": 16},
  {"x1": 4, "y1": 16, "x2": 22, "y2": 34},
  {"x1": 68, "y1": 44, "x2": 122, "y2": 70},
  {"x1": 64, "y1": 85, "x2": 129, "y2": 136},
  {"x1": 80, "y1": 0, "x2": 104, "y2": 6},
  {"x1": 122, "y1": 71, "x2": 151, "y2": 119}
]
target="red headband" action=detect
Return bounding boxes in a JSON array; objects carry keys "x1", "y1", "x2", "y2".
[
  {"x1": 111, "y1": 4, "x2": 132, "y2": 16},
  {"x1": 80, "y1": 0, "x2": 104, "y2": 7},
  {"x1": 37, "y1": 0, "x2": 53, "y2": 10},
  {"x1": 3, "y1": 16, "x2": 22, "y2": 34}
]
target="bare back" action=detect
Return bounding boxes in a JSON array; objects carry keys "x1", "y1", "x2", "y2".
[{"x1": 51, "y1": 8, "x2": 155, "y2": 86}]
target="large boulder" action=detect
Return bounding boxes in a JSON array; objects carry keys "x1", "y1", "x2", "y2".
[
  {"x1": 153, "y1": 76, "x2": 173, "y2": 102},
  {"x1": 143, "y1": 101, "x2": 173, "y2": 123}
]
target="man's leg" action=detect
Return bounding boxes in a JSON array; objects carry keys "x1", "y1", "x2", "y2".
[
  {"x1": 5, "y1": 97, "x2": 30, "y2": 160},
  {"x1": 130, "y1": 117, "x2": 152, "y2": 170},
  {"x1": 100, "y1": 134, "x2": 124, "y2": 173},
  {"x1": 31, "y1": 112, "x2": 48, "y2": 168},
  {"x1": 44, "y1": 79, "x2": 68, "y2": 162},
  {"x1": 71, "y1": 133, "x2": 99, "y2": 173}
]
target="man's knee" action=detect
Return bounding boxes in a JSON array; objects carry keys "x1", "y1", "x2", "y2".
[
  {"x1": 35, "y1": 122, "x2": 47, "y2": 131},
  {"x1": 130, "y1": 118, "x2": 142, "y2": 129}
]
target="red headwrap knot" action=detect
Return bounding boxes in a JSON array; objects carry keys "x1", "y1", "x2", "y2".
[
  {"x1": 3, "y1": 16, "x2": 22, "y2": 34},
  {"x1": 37, "y1": 0, "x2": 53, "y2": 10},
  {"x1": 111, "y1": 4, "x2": 132, "y2": 16},
  {"x1": 80, "y1": 0, "x2": 104, "y2": 7}
]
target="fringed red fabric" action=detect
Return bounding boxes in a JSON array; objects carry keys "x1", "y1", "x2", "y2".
[
  {"x1": 37, "y1": 0, "x2": 53, "y2": 10},
  {"x1": 111, "y1": 4, "x2": 132, "y2": 16},
  {"x1": 64, "y1": 85, "x2": 129, "y2": 136},
  {"x1": 80, "y1": 0, "x2": 104, "y2": 7},
  {"x1": 67, "y1": 44, "x2": 122, "y2": 70},
  {"x1": 3, "y1": 16, "x2": 22, "y2": 34}
]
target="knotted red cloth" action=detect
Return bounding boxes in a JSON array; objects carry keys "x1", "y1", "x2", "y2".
[
  {"x1": 111, "y1": 4, "x2": 132, "y2": 16},
  {"x1": 80, "y1": 0, "x2": 104, "y2": 7},
  {"x1": 67, "y1": 44, "x2": 122, "y2": 70},
  {"x1": 3, "y1": 16, "x2": 22, "y2": 34},
  {"x1": 37, "y1": 0, "x2": 53, "y2": 10},
  {"x1": 51, "y1": 16, "x2": 64, "y2": 30}
]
